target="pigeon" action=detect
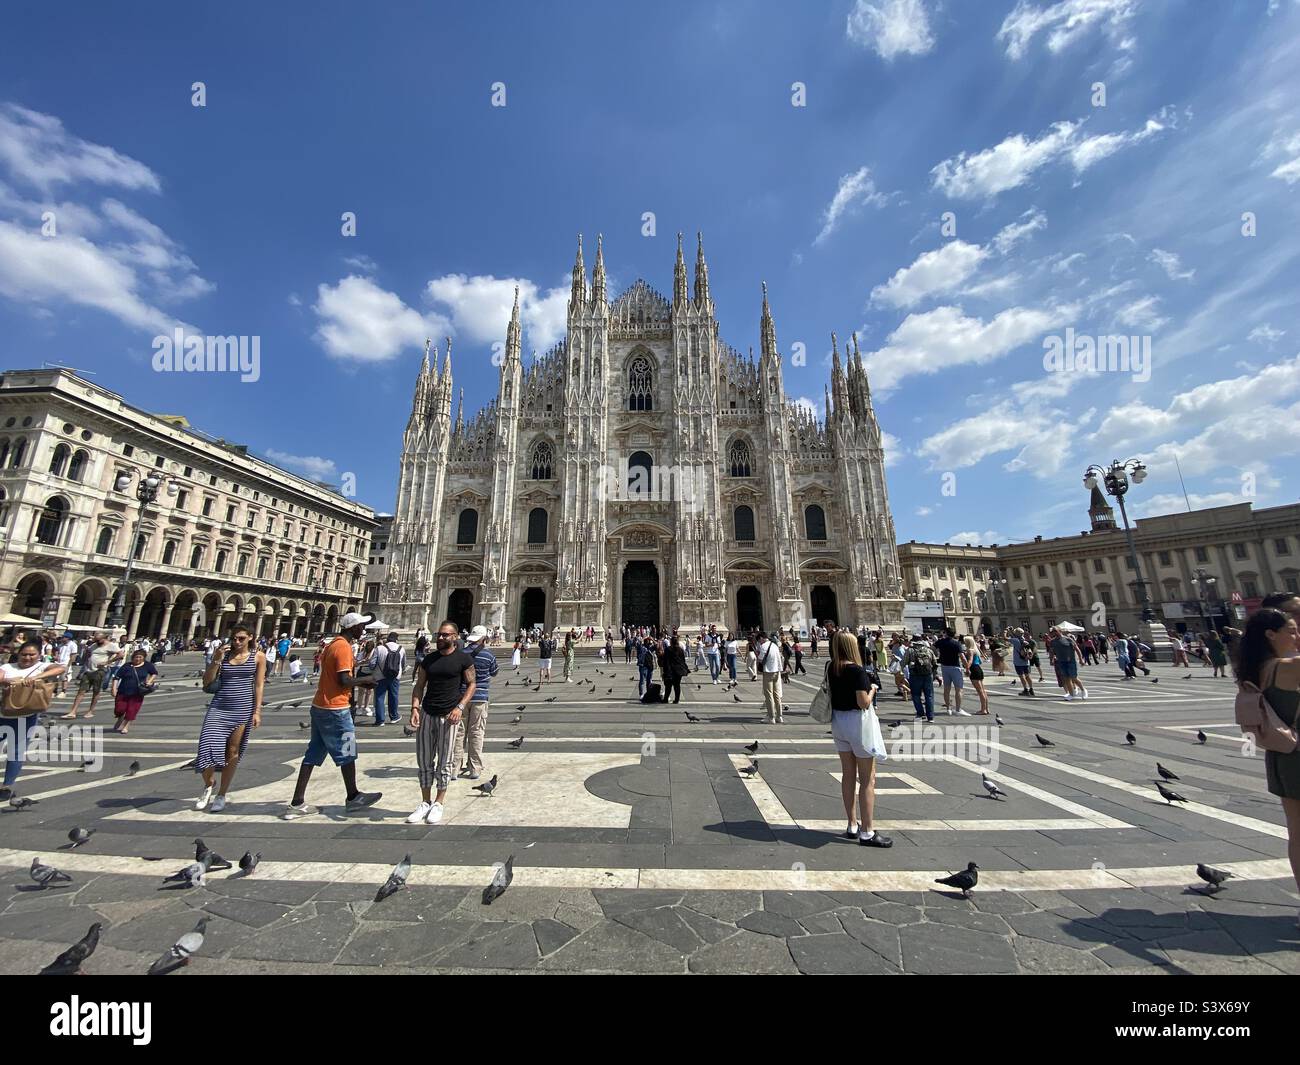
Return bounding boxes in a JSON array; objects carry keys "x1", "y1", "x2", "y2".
[
  {"x1": 684, "y1": 711, "x2": 701, "y2": 723},
  {"x1": 695, "y1": 684, "x2": 701, "y2": 691},
  {"x1": 1183, "y1": 674, "x2": 1192, "y2": 680},
  {"x1": 515, "y1": 705, "x2": 526, "y2": 712},
  {"x1": 482, "y1": 855, "x2": 515, "y2": 904},
  {"x1": 1034, "y1": 734, "x2": 1055, "y2": 748},
  {"x1": 67, "y1": 827, "x2": 95, "y2": 848},
  {"x1": 733, "y1": 694, "x2": 741, "y2": 703},
  {"x1": 1196, "y1": 730, "x2": 1208, "y2": 745},
  {"x1": 45, "y1": 922, "x2": 102, "y2": 975},
  {"x1": 887, "y1": 719, "x2": 902, "y2": 730},
  {"x1": 375, "y1": 855, "x2": 411, "y2": 902},
  {"x1": 79, "y1": 760, "x2": 94, "y2": 773},
  {"x1": 30, "y1": 857, "x2": 72, "y2": 888},
  {"x1": 607, "y1": 688, "x2": 614, "y2": 694},
  {"x1": 1156, "y1": 763, "x2": 1179, "y2": 782},
  {"x1": 995, "y1": 714, "x2": 1005, "y2": 727},
  {"x1": 1196, "y1": 863, "x2": 1235, "y2": 893},
  {"x1": 1151, "y1": 678, "x2": 1159, "y2": 684},
  {"x1": 508, "y1": 737, "x2": 524, "y2": 749},
  {"x1": 127, "y1": 760, "x2": 140, "y2": 777},
  {"x1": 472, "y1": 774, "x2": 498, "y2": 796},
  {"x1": 194, "y1": 839, "x2": 232, "y2": 871},
  {"x1": 544, "y1": 696, "x2": 556, "y2": 703},
  {"x1": 981, "y1": 774, "x2": 1007, "y2": 800},
  {"x1": 1157, "y1": 781, "x2": 1188, "y2": 805},
  {"x1": 10, "y1": 796, "x2": 37, "y2": 811},
  {"x1": 935, "y1": 862, "x2": 979, "y2": 898},
  {"x1": 239, "y1": 851, "x2": 260, "y2": 875},
  {"x1": 739, "y1": 760, "x2": 759, "y2": 778},
  {"x1": 402, "y1": 724, "x2": 417, "y2": 737},
  {"x1": 147, "y1": 918, "x2": 209, "y2": 975},
  {"x1": 512, "y1": 714, "x2": 522, "y2": 724},
  {"x1": 163, "y1": 862, "x2": 206, "y2": 888},
  {"x1": 743, "y1": 740, "x2": 759, "y2": 754},
  {"x1": 1125, "y1": 732, "x2": 1136, "y2": 746},
  {"x1": 299, "y1": 721, "x2": 309, "y2": 729}
]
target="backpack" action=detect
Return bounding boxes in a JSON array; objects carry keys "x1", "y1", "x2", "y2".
[
  {"x1": 908, "y1": 644, "x2": 936, "y2": 677},
  {"x1": 1236, "y1": 662, "x2": 1299, "y2": 753},
  {"x1": 381, "y1": 644, "x2": 402, "y2": 680}
]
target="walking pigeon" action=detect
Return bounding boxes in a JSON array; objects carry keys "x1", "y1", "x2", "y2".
[
  {"x1": 67, "y1": 827, "x2": 95, "y2": 848},
  {"x1": 1196, "y1": 730, "x2": 1208, "y2": 745},
  {"x1": 739, "y1": 760, "x2": 759, "y2": 778},
  {"x1": 375, "y1": 855, "x2": 411, "y2": 902},
  {"x1": 1156, "y1": 763, "x2": 1179, "y2": 782},
  {"x1": 10, "y1": 796, "x2": 37, "y2": 811},
  {"x1": 472, "y1": 774, "x2": 498, "y2": 796},
  {"x1": 1125, "y1": 732, "x2": 1136, "y2": 746},
  {"x1": 30, "y1": 857, "x2": 72, "y2": 888},
  {"x1": 482, "y1": 855, "x2": 515, "y2": 905},
  {"x1": 147, "y1": 918, "x2": 209, "y2": 975},
  {"x1": 239, "y1": 851, "x2": 261, "y2": 875},
  {"x1": 1196, "y1": 863, "x2": 1235, "y2": 893},
  {"x1": 1157, "y1": 781, "x2": 1189, "y2": 805},
  {"x1": 163, "y1": 862, "x2": 206, "y2": 888},
  {"x1": 684, "y1": 711, "x2": 700, "y2": 723},
  {"x1": 743, "y1": 740, "x2": 759, "y2": 754},
  {"x1": 733, "y1": 694, "x2": 741, "y2": 703},
  {"x1": 44, "y1": 922, "x2": 102, "y2": 975},
  {"x1": 544, "y1": 696, "x2": 556, "y2": 703},
  {"x1": 995, "y1": 714, "x2": 1005, "y2": 727},
  {"x1": 1034, "y1": 734, "x2": 1055, "y2": 748},
  {"x1": 935, "y1": 862, "x2": 979, "y2": 898},
  {"x1": 981, "y1": 774, "x2": 1007, "y2": 800},
  {"x1": 508, "y1": 737, "x2": 524, "y2": 749},
  {"x1": 127, "y1": 760, "x2": 140, "y2": 776},
  {"x1": 194, "y1": 839, "x2": 232, "y2": 871}
]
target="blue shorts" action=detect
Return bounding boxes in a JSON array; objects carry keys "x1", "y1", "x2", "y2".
[
  {"x1": 941, "y1": 665, "x2": 965, "y2": 689},
  {"x1": 303, "y1": 706, "x2": 357, "y2": 767},
  {"x1": 1058, "y1": 660, "x2": 1078, "y2": 679}
]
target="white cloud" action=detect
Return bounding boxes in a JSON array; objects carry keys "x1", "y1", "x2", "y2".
[
  {"x1": 1052, "y1": 252, "x2": 1086, "y2": 273},
  {"x1": 846, "y1": 0, "x2": 935, "y2": 60},
  {"x1": 917, "y1": 397, "x2": 1094, "y2": 479},
  {"x1": 265, "y1": 450, "x2": 338, "y2": 481},
  {"x1": 931, "y1": 115, "x2": 1166, "y2": 200},
  {"x1": 1148, "y1": 247, "x2": 1194, "y2": 281},
  {"x1": 287, "y1": 293, "x2": 302, "y2": 308},
  {"x1": 996, "y1": 0, "x2": 1137, "y2": 60},
  {"x1": 960, "y1": 273, "x2": 1022, "y2": 300},
  {"x1": 866, "y1": 302, "x2": 1077, "y2": 391},
  {"x1": 880, "y1": 429, "x2": 903, "y2": 467},
  {"x1": 1130, "y1": 491, "x2": 1244, "y2": 518},
  {"x1": 424, "y1": 273, "x2": 569, "y2": 354},
  {"x1": 870, "y1": 240, "x2": 987, "y2": 308},
  {"x1": 313, "y1": 275, "x2": 448, "y2": 363},
  {"x1": 342, "y1": 253, "x2": 378, "y2": 274},
  {"x1": 947, "y1": 530, "x2": 1005, "y2": 547},
  {"x1": 992, "y1": 208, "x2": 1047, "y2": 253},
  {"x1": 793, "y1": 395, "x2": 821, "y2": 420},
  {"x1": 1115, "y1": 295, "x2": 1167, "y2": 330},
  {"x1": 1248, "y1": 323, "x2": 1285, "y2": 345},
  {"x1": 814, "y1": 167, "x2": 886, "y2": 245},
  {"x1": 1261, "y1": 131, "x2": 1300, "y2": 184},
  {"x1": 0, "y1": 103, "x2": 160, "y2": 193},
  {"x1": 915, "y1": 504, "x2": 935, "y2": 516}
]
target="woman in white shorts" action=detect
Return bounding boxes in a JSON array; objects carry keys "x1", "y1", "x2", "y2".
[{"x1": 825, "y1": 631, "x2": 892, "y2": 847}]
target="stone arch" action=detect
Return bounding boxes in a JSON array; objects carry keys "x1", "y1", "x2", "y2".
[
  {"x1": 69, "y1": 578, "x2": 111, "y2": 626},
  {"x1": 10, "y1": 571, "x2": 54, "y2": 620}
]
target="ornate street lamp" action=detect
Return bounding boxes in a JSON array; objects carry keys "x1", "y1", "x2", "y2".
[
  {"x1": 107, "y1": 469, "x2": 182, "y2": 631},
  {"x1": 1191, "y1": 569, "x2": 1217, "y2": 635}
]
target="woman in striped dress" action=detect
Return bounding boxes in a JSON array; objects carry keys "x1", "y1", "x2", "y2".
[{"x1": 194, "y1": 625, "x2": 264, "y2": 813}]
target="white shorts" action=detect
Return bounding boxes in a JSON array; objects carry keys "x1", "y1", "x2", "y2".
[
  {"x1": 539, "y1": 658, "x2": 552, "y2": 669},
  {"x1": 831, "y1": 708, "x2": 889, "y2": 760}
]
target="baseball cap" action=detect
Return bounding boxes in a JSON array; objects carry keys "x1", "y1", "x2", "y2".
[
  {"x1": 468, "y1": 624, "x2": 489, "y2": 642},
  {"x1": 340, "y1": 612, "x2": 374, "y2": 631}
]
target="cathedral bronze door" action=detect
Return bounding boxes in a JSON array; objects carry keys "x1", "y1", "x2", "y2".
[
  {"x1": 447, "y1": 589, "x2": 474, "y2": 632},
  {"x1": 811, "y1": 585, "x2": 839, "y2": 626},
  {"x1": 736, "y1": 586, "x2": 763, "y2": 633},
  {"x1": 621, "y1": 561, "x2": 659, "y2": 627}
]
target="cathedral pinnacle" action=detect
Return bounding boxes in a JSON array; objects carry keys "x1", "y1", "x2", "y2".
[
  {"x1": 693, "y1": 231, "x2": 710, "y2": 307},
  {"x1": 592, "y1": 232, "x2": 607, "y2": 303},
  {"x1": 673, "y1": 231, "x2": 688, "y2": 306},
  {"x1": 570, "y1": 234, "x2": 587, "y2": 308}
]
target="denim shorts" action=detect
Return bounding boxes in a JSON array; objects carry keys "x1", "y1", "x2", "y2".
[
  {"x1": 941, "y1": 665, "x2": 965, "y2": 689},
  {"x1": 1059, "y1": 660, "x2": 1078, "y2": 678},
  {"x1": 302, "y1": 706, "x2": 357, "y2": 767}
]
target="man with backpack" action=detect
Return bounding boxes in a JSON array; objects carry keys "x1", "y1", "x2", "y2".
[
  {"x1": 903, "y1": 635, "x2": 938, "y2": 721},
  {"x1": 369, "y1": 632, "x2": 407, "y2": 726},
  {"x1": 1010, "y1": 628, "x2": 1036, "y2": 696},
  {"x1": 454, "y1": 625, "x2": 498, "y2": 780},
  {"x1": 537, "y1": 632, "x2": 556, "y2": 682}
]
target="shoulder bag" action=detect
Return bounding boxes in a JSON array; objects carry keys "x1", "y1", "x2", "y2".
[
  {"x1": 809, "y1": 662, "x2": 833, "y2": 724},
  {"x1": 2, "y1": 664, "x2": 53, "y2": 717}
]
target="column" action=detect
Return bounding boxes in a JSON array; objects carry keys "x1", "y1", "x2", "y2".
[
  {"x1": 159, "y1": 601, "x2": 175, "y2": 639},
  {"x1": 1255, "y1": 538, "x2": 1278, "y2": 592},
  {"x1": 125, "y1": 599, "x2": 141, "y2": 639}
]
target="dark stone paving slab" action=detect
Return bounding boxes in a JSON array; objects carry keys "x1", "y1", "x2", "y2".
[
  {"x1": 199, "y1": 895, "x2": 292, "y2": 928},
  {"x1": 736, "y1": 910, "x2": 806, "y2": 938},
  {"x1": 593, "y1": 889, "x2": 683, "y2": 918},
  {"x1": 688, "y1": 930, "x2": 798, "y2": 974},
  {"x1": 438, "y1": 921, "x2": 540, "y2": 970},
  {"x1": 900, "y1": 922, "x2": 1019, "y2": 974},
  {"x1": 538, "y1": 919, "x2": 685, "y2": 973},
  {"x1": 680, "y1": 890, "x2": 761, "y2": 922},
  {"x1": 837, "y1": 910, "x2": 903, "y2": 966},
  {"x1": 336, "y1": 919, "x2": 479, "y2": 967},
  {"x1": 612, "y1": 906, "x2": 702, "y2": 953},
  {"x1": 790, "y1": 932, "x2": 900, "y2": 974},
  {"x1": 532, "y1": 917, "x2": 579, "y2": 956},
  {"x1": 762, "y1": 889, "x2": 839, "y2": 920},
  {"x1": 228, "y1": 912, "x2": 355, "y2": 963},
  {"x1": 675, "y1": 905, "x2": 734, "y2": 944}
]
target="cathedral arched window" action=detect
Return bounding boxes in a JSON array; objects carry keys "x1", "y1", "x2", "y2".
[
  {"x1": 529, "y1": 441, "x2": 554, "y2": 480},
  {"x1": 527, "y1": 508, "x2": 548, "y2": 544},
  {"x1": 627, "y1": 355, "x2": 654, "y2": 412},
  {"x1": 728, "y1": 439, "x2": 753, "y2": 477},
  {"x1": 49, "y1": 443, "x2": 70, "y2": 477},
  {"x1": 628, "y1": 452, "x2": 653, "y2": 496},
  {"x1": 804, "y1": 504, "x2": 827, "y2": 541},
  {"x1": 457, "y1": 508, "x2": 479, "y2": 545},
  {"x1": 733, "y1": 505, "x2": 755, "y2": 542}
]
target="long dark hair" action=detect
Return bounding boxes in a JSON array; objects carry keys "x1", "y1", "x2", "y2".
[{"x1": 1233, "y1": 608, "x2": 1291, "y2": 686}]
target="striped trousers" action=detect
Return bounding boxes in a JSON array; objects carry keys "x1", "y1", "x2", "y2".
[{"x1": 416, "y1": 711, "x2": 459, "y2": 792}]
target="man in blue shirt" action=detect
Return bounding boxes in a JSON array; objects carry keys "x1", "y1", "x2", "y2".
[
  {"x1": 275, "y1": 633, "x2": 292, "y2": 676},
  {"x1": 455, "y1": 624, "x2": 498, "y2": 781}
]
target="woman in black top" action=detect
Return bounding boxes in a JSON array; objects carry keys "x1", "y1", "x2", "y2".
[
  {"x1": 661, "y1": 636, "x2": 689, "y2": 704},
  {"x1": 826, "y1": 631, "x2": 892, "y2": 848}
]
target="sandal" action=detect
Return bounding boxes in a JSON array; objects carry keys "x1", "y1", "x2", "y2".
[{"x1": 859, "y1": 832, "x2": 894, "y2": 848}]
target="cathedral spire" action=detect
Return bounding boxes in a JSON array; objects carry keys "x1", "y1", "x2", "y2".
[
  {"x1": 505, "y1": 285, "x2": 522, "y2": 365},
  {"x1": 441, "y1": 337, "x2": 452, "y2": 381},
  {"x1": 570, "y1": 234, "x2": 586, "y2": 310},
  {"x1": 591, "y1": 232, "x2": 607, "y2": 304},
  {"x1": 420, "y1": 337, "x2": 431, "y2": 377},
  {"x1": 760, "y1": 281, "x2": 777, "y2": 360},
  {"x1": 673, "y1": 231, "x2": 688, "y2": 307},
  {"x1": 693, "y1": 231, "x2": 710, "y2": 307}
]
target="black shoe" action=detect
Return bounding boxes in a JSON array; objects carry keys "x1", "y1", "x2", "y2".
[
  {"x1": 843, "y1": 828, "x2": 858, "y2": 839},
  {"x1": 859, "y1": 832, "x2": 893, "y2": 848}
]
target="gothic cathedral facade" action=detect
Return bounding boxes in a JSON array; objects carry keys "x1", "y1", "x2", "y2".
[{"x1": 381, "y1": 234, "x2": 904, "y2": 635}]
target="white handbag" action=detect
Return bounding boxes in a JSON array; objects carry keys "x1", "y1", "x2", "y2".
[{"x1": 809, "y1": 664, "x2": 832, "y2": 723}]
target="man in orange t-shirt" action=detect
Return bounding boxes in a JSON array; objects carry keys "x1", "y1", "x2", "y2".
[{"x1": 282, "y1": 613, "x2": 381, "y2": 819}]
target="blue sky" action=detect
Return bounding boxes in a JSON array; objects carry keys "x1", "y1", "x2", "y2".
[{"x1": 1, "y1": 0, "x2": 1297, "y2": 544}]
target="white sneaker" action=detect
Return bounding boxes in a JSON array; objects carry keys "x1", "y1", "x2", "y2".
[
  {"x1": 956, "y1": 709, "x2": 971, "y2": 716},
  {"x1": 1063, "y1": 693, "x2": 1074, "y2": 701},
  {"x1": 406, "y1": 801, "x2": 432, "y2": 824},
  {"x1": 208, "y1": 794, "x2": 226, "y2": 813},
  {"x1": 194, "y1": 785, "x2": 213, "y2": 810},
  {"x1": 425, "y1": 801, "x2": 444, "y2": 825},
  {"x1": 1080, "y1": 688, "x2": 1089, "y2": 701}
]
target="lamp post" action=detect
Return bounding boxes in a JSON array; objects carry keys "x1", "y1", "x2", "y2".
[
  {"x1": 1191, "y1": 569, "x2": 1217, "y2": 635},
  {"x1": 107, "y1": 470, "x2": 181, "y2": 632},
  {"x1": 1083, "y1": 458, "x2": 1171, "y2": 656}
]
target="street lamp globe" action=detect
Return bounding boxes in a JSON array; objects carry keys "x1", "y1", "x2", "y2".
[
  {"x1": 1083, "y1": 473, "x2": 1098, "y2": 491},
  {"x1": 1131, "y1": 463, "x2": 1147, "y2": 484},
  {"x1": 114, "y1": 472, "x2": 132, "y2": 492}
]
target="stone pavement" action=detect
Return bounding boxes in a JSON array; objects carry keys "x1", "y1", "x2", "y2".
[{"x1": 0, "y1": 650, "x2": 1296, "y2": 974}]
